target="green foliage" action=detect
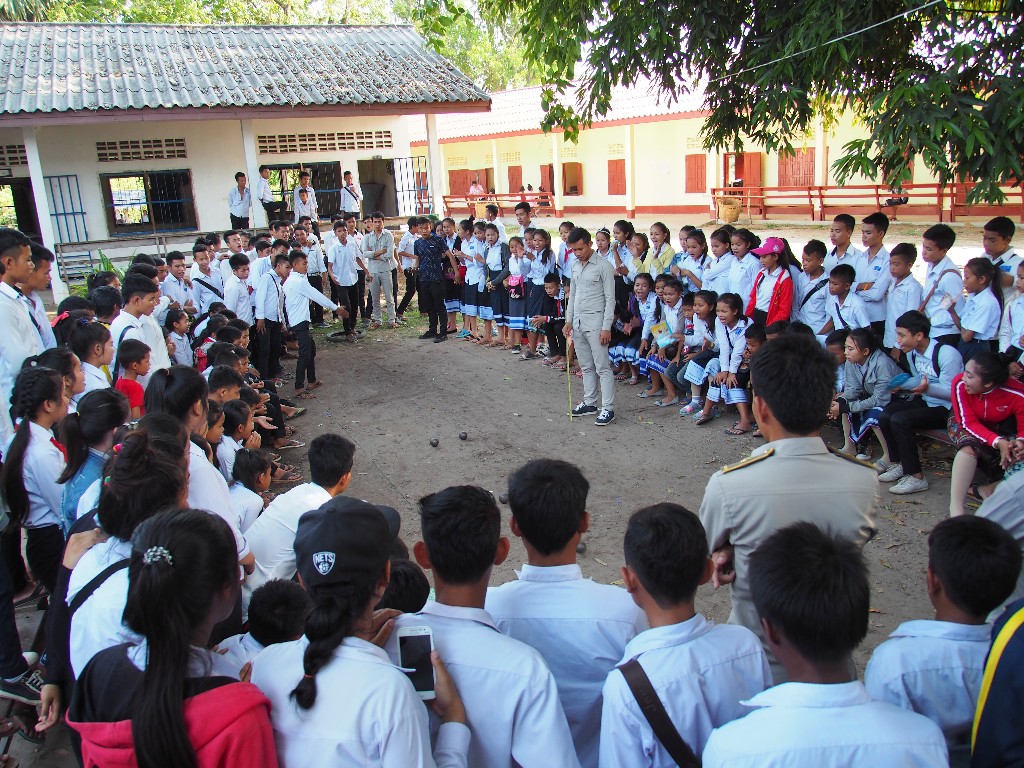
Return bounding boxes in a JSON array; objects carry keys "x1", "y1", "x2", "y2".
[{"x1": 476, "y1": 0, "x2": 1024, "y2": 204}]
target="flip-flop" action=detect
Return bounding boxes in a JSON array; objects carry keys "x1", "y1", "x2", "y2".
[
  {"x1": 276, "y1": 439, "x2": 305, "y2": 450},
  {"x1": 273, "y1": 471, "x2": 303, "y2": 484},
  {"x1": 285, "y1": 407, "x2": 307, "y2": 420},
  {"x1": 638, "y1": 389, "x2": 666, "y2": 399},
  {"x1": 752, "y1": 428, "x2": 763, "y2": 438},
  {"x1": 967, "y1": 483, "x2": 988, "y2": 503},
  {"x1": 724, "y1": 426, "x2": 752, "y2": 435},
  {"x1": 295, "y1": 390, "x2": 316, "y2": 399},
  {"x1": 655, "y1": 397, "x2": 680, "y2": 407},
  {"x1": 695, "y1": 413, "x2": 716, "y2": 426},
  {"x1": 306, "y1": 381, "x2": 324, "y2": 390}
]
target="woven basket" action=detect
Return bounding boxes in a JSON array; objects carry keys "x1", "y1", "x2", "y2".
[{"x1": 716, "y1": 196, "x2": 742, "y2": 223}]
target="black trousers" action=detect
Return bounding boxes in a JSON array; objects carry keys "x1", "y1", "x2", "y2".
[
  {"x1": 261, "y1": 200, "x2": 288, "y2": 221},
  {"x1": 0, "y1": 554, "x2": 26, "y2": 679},
  {"x1": 0, "y1": 528, "x2": 27, "y2": 595},
  {"x1": 255, "y1": 320, "x2": 283, "y2": 379},
  {"x1": 420, "y1": 280, "x2": 445, "y2": 335},
  {"x1": 391, "y1": 268, "x2": 399, "y2": 306},
  {"x1": 545, "y1": 319, "x2": 567, "y2": 356},
  {"x1": 877, "y1": 398, "x2": 950, "y2": 476},
  {"x1": 290, "y1": 321, "x2": 317, "y2": 389},
  {"x1": 307, "y1": 275, "x2": 325, "y2": 324},
  {"x1": 25, "y1": 524, "x2": 63, "y2": 594},
  {"x1": 398, "y1": 268, "x2": 418, "y2": 315},
  {"x1": 229, "y1": 214, "x2": 250, "y2": 230},
  {"x1": 357, "y1": 272, "x2": 369, "y2": 319}
]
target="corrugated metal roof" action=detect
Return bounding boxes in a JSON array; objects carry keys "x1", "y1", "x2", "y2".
[
  {"x1": 409, "y1": 81, "x2": 706, "y2": 141},
  {"x1": 0, "y1": 23, "x2": 490, "y2": 115}
]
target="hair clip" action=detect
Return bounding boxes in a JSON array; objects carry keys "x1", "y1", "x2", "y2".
[
  {"x1": 596, "y1": 227, "x2": 611, "y2": 235},
  {"x1": 112, "y1": 443, "x2": 123, "y2": 454},
  {"x1": 75, "y1": 317, "x2": 94, "y2": 327},
  {"x1": 102, "y1": 475, "x2": 111, "y2": 486},
  {"x1": 142, "y1": 546, "x2": 173, "y2": 567}
]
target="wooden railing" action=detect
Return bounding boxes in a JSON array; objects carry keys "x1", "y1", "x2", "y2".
[
  {"x1": 442, "y1": 192, "x2": 555, "y2": 218},
  {"x1": 711, "y1": 183, "x2": 1024, "y2": 222}
]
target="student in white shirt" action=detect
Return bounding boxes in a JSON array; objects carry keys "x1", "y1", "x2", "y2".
[
  {"x1": 397, "y1": 216, "x2": 420, "y2": 320},
  {"x1": 108, "y1": 274, "x2": 159, "y2": 377},
  {"x1": 215, "y1": 399, "x2": 254, "y2": 483},
  {"x1": 853, "y1": 211, "x2": 892, "y2": 335},
  {"x1": 824, "y1": 213, "x2": 863, "y2": 272},
  {"x1": 189, "y1": 243, "x2": 224, "y2": 314},
  {"x1": 726, "y1": 230, "x2": 760, "y2": 303},
  {"x1": 66, "y1": 424, "x2": 188, "y2": 677},
  {"x1": 68, "y1": 320, "x2": 114, "y2": 402},
  {"x1": 160, "y1": 252, "x2": 197, "y2": 316},
  {"x1": 215, "y1": 579, "x2": 312, "y2": 679},
  {"x1": 340, "y1": 169, "x2": 361, "y2": 215},
  {"x1": 982, "y1": 215, "x2": 1020, "y2": 304},
  {"x1": 702, "y1": 522, "x2": 947, "y2": 768},
  {"x1": 223, "y1": 253, "x2": 254, "y2": 325},
  {"x1": 866, "y1": 516, "x2": 1021, "y2": 761},
  {"x1": 820, "y1": 263, "x2": 870, "y2": 333},
  {"x1": 484, "y1": 203, "x2": 507, "y2": 243},
  {"x1": 601, "y1": 503, "x2": 771, "y2": 767},
  {"x1": 20, "y1": 245, "x2": 57, "y2": 350},
  {"x1": 242, "y1": 433, "x2": 354, "y2": 613},
  {"x1": 999, "y1": 262, "x2": 1024, "y2": 360},
  {"x1": 387, "y1": 485, "x2": 581, "y2": 768},
  {"x1": 793, "y1": 239, "x2": 831, "y2": 340},
  {"x1": 283, "y1": 250, "x2": 339, "y2": 396},
  {"x1": 920, "y1": 224, "x2": 965, "y2": 345},
  {"x1": 253, "y1": 253, "x2": 291, "y2": 379},
  {"x1": 883, "y1": 243, "x2": 924, "y2": 350},
  {"x1": 0, "y1": 366, "x2": 67, "y2": 596},
  {"x1": 164, "y1": 308, "x2": 193, "y2": 368},
  {"x1": 252, "y1": 497, "x2": 470, "y2": 768},
  {"x1": 947, "y1": 257, "x2": 1003, "y2": 362},
  {"x1": 485, "y1": 460, "x2": 646, "y2": 768}
]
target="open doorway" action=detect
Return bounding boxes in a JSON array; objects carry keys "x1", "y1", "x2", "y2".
[
  {"x1": 0, "y1": 179, "x2": 41, "y2": 241},
  {"x1": 356, "y1": 159, "x2": 398, "y2": 217}
]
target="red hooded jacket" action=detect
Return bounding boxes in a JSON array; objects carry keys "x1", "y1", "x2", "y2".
[
  {"x1": 68, "y1": 682, "x2": 278, "y2": 768},
  {"x1": 746, "y1": 268, "x2": 793, "y2": 325}
]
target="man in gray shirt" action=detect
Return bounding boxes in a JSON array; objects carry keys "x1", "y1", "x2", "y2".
[{"x1": 564, "y1": 227, "x2": 617, "y2": 426}]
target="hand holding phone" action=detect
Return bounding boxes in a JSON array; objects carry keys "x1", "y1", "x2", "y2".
[{"x1": 398, "y1": 626, "x2": 435, "y2": 700}]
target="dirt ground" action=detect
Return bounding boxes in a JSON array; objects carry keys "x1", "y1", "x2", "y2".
[{"x1": 13, "y1": 213, "x2": 986, "y2": 765}]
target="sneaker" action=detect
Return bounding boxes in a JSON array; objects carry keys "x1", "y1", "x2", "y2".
[
  {"x1": 0, "y1": 669, "x2": 43, "y2": 706},
  {"x1": 595, "y1": 408, "x2": 616, "y2": 426},
  {"x1": 313, "y1": 322, "x2": 331, "y2": 329},
  {"x1": 680, "y1": 399, "x2": 704, "y2": 415},
  {"x1": 570, "y1": 403, "x2": 599, "y2": 418},
  {"x1": 878, "y1": 464, "x2": 906, "y2": 483},
  {"x1": 872, "y1": 459, "x2": 893, "y2": 473},
  {"x1": 521, "y1": 351, "x2": 540, "y2": 360},
  {"x1": 510, "y1": 346, "x2": 521, "y2": 354},
  {"x1": 433, "y1": 334, "x2": 447, "y2": 343},
  {"x1": 856, "y1": 452, "x2": 871, "y2": 461},
  {"x1": 419, "y1": 331, "x2": 437, "y2": 340},
  {"x1": 890, "y1": 474, "x2": 929, "y2": 495},
  {"x1": 456, "y1": 329, "x2": 471, "y2": 339}
]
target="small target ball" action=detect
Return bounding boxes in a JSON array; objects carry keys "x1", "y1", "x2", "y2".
[
  {"x1": 498, "y1": 493, "x2": 509, "y2": 504},
  {"x1": 430, "y1": 438, "x2": 439, "y2": 447},
  {"x1": 459, "y1": 432, "x2": 468, "y2": 441}
]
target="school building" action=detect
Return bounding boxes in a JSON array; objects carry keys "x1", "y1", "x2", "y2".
[
  {"x1": 0, "y1": 22, "x2": 489, "y2": 298},
  {"x1": 409, "y1": 82, "x2": 1024, "y2": 225}
]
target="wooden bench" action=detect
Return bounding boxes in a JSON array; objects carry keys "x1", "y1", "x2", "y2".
[{"x1": 916, "y1": 429, "x2": 954, "y2": 448}]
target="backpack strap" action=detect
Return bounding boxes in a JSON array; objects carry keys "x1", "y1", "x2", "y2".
[
  {"x1": 918, "y1": 268, "x2": 960, "y2": 312},
  {"x1": 800, "y1": 277, "x2": 828, "y2": 308},
  {"x1": 618, "y1": 659, "x2": 701, "y2": 767},
  {"x1": 193, "y1": 277, "x2": 224, "y2": 300},
  {"x1": 68, "y1": 559, "x2": 129, "y2": 617}
]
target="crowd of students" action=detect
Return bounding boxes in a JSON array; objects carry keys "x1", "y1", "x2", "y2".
[{"x1": 1, "y1": 205, "x2": 1024, "y2": 765}]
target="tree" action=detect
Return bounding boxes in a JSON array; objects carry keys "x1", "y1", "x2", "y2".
[{"x1": 417, "y1": 0, "x2": 1024, "y2": 203}]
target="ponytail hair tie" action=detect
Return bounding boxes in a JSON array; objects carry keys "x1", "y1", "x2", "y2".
[
  {"x1": 142, "y1": 546, "x2": 173, "y2": 567},
  {"x1": 112, "y1": 443, "x2": 123, "y2": 454},
  {"x1": 102, "y1": 475, "x2": 112, "y2": 486},
  {"x1": 50, "y1": 311, "x2": 69, "y2": 328}
]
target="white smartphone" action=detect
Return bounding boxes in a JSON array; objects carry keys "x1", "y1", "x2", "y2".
[{"x1": 397, "y1": 626, "x2": 435, "y2": 700}]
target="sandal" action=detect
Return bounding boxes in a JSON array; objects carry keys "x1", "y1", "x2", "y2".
[
  {"x1": 554, "y1": 363, "x2": 568, "y2": 372},
  {"x1": 655, "y1": 397, "x2": 680, "y2": 407},
  {"x1": 295, "y1": 390, "x2": 316, "y2": 399},
  {"x1": 306, "y1": 381, "x2": 323, "y2": 391},
  {"x1": 752, "y1": 428, "x2": 763, "y2": 438},
  {"x1": 638, "y1": 389, "x2": 666, "y2": 399},
  {"x1": 695, "y1": 412, "x2": 716, "y2": 426},
  {"x1": 967, "y1": 483, "x2": 989, "y2": 503},
  {"x1": 724, "y1": 425, "x2": 752, "y2": 435},
  {"x1": 626, "y1": 376, "x2": 640, "y2": 385},
  {"x1": 285, "y1": 407, "x2": 307, "y2": 420},
  {"x1": 614, "y1": 372, "x2": 630, "y2": 381},
  {"x1": 276, "y1": 439, "x2": 305, "y2": 450},
  {"x1": 272, "y1": 470, "x2": 303, "y2": 484},
  {"x1": 284, "y1": 426, "x2": 297, "y2": 437}
]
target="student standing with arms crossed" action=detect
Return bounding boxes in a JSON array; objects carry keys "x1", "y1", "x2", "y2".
[{"x1": 564, "y1": 227, "x2": 617, "y2": 426}]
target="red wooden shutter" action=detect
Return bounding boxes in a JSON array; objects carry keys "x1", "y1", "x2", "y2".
[
  {"x1": 685, "y1": 154, "x2": 706, "y2": 193},
  {"x1": 742, "y1": 152, "x2": 763, "y2": 187},
  {"x1": 778, "y1": 149, "x2": 815, "y2": 186},
  {"x1": 608, "y1": 159, "x2": 626, "y2": 195},
  {"x1": 507, "y1": 165, "x2": 523, "y2": 193}
]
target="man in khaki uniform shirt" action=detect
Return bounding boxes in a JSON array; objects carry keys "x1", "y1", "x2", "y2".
[
  {"x1": 699, "y1": 335, "x2": 878, "y2": 681},
  {"x1": 564, "y1": 227, "x2": 617, "y2": 426}
]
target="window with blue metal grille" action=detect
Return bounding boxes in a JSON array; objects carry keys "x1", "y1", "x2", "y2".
[{"x1": 101, "y1": 170, "x2": 198, "y2": 235}]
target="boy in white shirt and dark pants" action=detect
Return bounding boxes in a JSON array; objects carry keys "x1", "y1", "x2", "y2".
[
  {"x1": 283, "y1": 251, "x2": 339, "y2": 397},
  {"x1": 866, "y1": 516, "x2": 1021, "y2": 765},
  {"x1": 702, "y1": 522, "x2": 947, "y2": 768},
  {"x1": 600, "y1": 503, "x2": 770, "y2": 767},
  {"x1": 486, "y1": 460, "x2": 646, "y2": 768}
]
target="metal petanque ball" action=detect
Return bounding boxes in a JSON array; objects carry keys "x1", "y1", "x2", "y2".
[
  {"x1": 459, "y1": 432, "x2": 468, "y2": 441},
  {"x1": 430, "y1": 438, "x2": 439, "y2": 447},
  {"x1": 498, "y1": 493, "x2": 509, "y2": 504}
]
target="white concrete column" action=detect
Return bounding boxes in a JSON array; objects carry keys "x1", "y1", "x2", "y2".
[
  {"x1": 709, "y1": 149, "x2": 721, "y2": 216},
  {"x1": 22, "y1": 128, "x2": 67, "y2": 302},
  {"x1": 551, "y1": 133, "x2": 564, "y2": 216},
  {"x1": 624, "y1": 125, "x2": 636, "y2": 218},
  {"x1": 815, "y1": 115, "x2": 827, "y2": 187},
  {"x1": 491, "y1": 139, "x2": 500, "y2": 196},
  {"x1": 425, "y1": 113, "x2": 445, "y2": 216},
  {"x1": 240, "y1": 119, "x2": 265, "y2": 229}
]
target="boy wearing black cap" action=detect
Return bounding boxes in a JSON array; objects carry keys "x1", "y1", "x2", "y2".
[
  {"x1": 388, "y1": 485, "x2": 581, "y2": 768},
  {"x1": 251, "y1": 497, "x2": 469, "y2": 765}
]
